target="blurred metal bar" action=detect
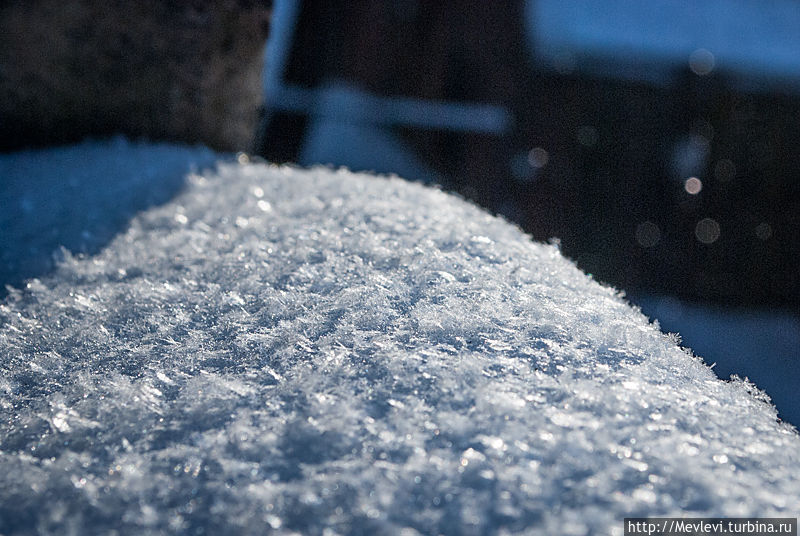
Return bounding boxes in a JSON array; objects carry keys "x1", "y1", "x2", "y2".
[
  {"x1": 270, "y1": 83, "x2": 511, "y2": 134},
  {"x1": 261, "y1": 0, "x2": 510, "y2": 135}
]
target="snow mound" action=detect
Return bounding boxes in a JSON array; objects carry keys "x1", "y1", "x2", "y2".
[{"x1": 1, "y1": 143, "x2": 798, "y2": 534}]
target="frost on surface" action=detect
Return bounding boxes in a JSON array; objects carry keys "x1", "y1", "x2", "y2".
[{"x1": 0, "y1": 143, "x2": 798, "y2": 535}]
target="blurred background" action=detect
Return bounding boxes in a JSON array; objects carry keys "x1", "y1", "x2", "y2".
[{"x1": 254, "y1": 0, "x2": 800, "y2": 423}]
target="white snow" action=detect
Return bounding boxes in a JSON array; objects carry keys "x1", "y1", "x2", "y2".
[
  {"x1": 1, "y1": 141, "x2": 799, "y2": 534},
  {"x1": 634, "y1": 295, "x2": 800, "y2": 427}
]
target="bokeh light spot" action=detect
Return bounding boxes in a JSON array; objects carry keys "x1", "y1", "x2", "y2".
[
  {"x1": 684, "y1": 177, "x2": 702, "y2": 195},
  {"x1": 689, "y1": 48, "x2": 715, "y2": 75},
  {"x1": 695, "y1": 218, "x2": 720, "y2": 244},
  {"x1": 577, "y1": 126, "x2": 598, "y2": 147},
  {"x1": 755, "y1": 222, "x2": 772, "y2": 241},
  {"x1": 528, "y1": 147, "x2": 549, "y2": 169},
  {"x1": 635, "y1": 221, "x2": 661, "y2": 248},
  {"x1": 693, "y1": 119, "x2": 715, "y2": 141},
  {"x1": 714, "y1": 159, "x2": 736, "y2": 182}
]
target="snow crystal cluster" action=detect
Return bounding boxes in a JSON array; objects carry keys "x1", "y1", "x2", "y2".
[{"x1": 1, "y1": 141, "x2": 798, "y2": 535}]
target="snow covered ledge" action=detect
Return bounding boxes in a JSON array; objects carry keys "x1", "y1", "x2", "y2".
[{"x1": 1, "y1": 141, "x2": 798, "y2": 534}]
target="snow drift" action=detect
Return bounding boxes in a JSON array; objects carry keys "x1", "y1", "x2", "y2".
[{"x1": 1, "y1": 140, "x2": 798, "y2": 535}]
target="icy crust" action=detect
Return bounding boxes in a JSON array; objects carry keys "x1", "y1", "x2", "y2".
[{"x1": 0, "y1": 153, "x2": 798, "y2": 535}]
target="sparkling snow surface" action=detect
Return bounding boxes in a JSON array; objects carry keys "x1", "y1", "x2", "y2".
[{"x1": 1, "y1": 142, "x2": 798, "y2": 535}]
